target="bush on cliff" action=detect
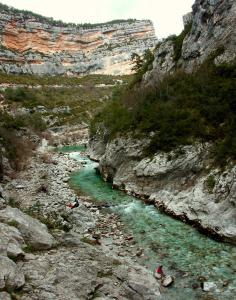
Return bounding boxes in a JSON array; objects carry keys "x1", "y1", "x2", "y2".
[{"x1": 90, "y1": 58, "x2": 236, "y2": 165}]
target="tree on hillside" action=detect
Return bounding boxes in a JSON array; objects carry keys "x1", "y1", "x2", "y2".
[{"x1": 131, "y1": 49, "x2": 154, "y2": 84}]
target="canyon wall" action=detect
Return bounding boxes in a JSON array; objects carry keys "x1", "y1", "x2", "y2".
[
  {"x1": 0, "y1": 4, "x2": 157, "y2": 75},
  {"x1": 89, "y1": 137, "x2": 236, "y2": 244},
  {"x1": 145, "y1": 0, "x2": 236, "y2": 82}
]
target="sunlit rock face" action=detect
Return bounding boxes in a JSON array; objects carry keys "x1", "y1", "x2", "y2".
[{"x1": 0, "y1": 5, "x2": 157, "y2": 75}]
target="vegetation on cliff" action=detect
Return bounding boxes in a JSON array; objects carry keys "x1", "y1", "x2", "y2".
[
  {"x1": 165, "y1": 21, "x2": 192, "y2": 63},
  {"x1": 131, "y1": 49, "x2": 154, "y2": 85},
  {"x1": 0, "y1": 2, "x2": 137, "y2": 29},
  {"x1": 90, "y1": 57, "x2": 236, "y2": 165}
]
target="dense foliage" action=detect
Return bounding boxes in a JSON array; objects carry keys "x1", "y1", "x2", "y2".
[
  {"x1": 90, "y1": 59, "x2": 236, "y2": 165},
  {"x1": 0, "y1": 111, "x2": 45, "y2": 174},
  {"x1": 131, "y1": 49, "x2": 154, "y2": 85},
  {"x1": 0, "y1": 73, "x2": 129, "y2": 86}
]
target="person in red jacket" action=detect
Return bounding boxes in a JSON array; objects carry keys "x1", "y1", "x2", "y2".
[
  {"x1": 154, "y1": 265, "x2": 165, "y2": 279},
  {"x1": 67, "y1": 197, "x2": 80, "y2": 209}
]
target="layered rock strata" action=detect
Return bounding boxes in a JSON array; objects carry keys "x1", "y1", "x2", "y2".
[{"x1": 0, "y1": 5, "x2": 156, "y2": 75}]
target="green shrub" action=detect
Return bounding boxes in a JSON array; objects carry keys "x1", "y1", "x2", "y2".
[
  {"x1": 8, "y1": 197, "x2": 20, "y2": 208},
  {"x1": 90, "y1": 57, "x2": 236, "y2": 165},
  {"x1": 5, "y1": 88, "x2": 38, "y2": 105},
  {"x1": 205, "y1": 175, "x2": 216, "y2": 193},
  {"x1": 7, "y1": 220, "x2": 19, "y2": 227},
  {"x1": 130, "y1": 49, "x2": 154, "y2": 85}
]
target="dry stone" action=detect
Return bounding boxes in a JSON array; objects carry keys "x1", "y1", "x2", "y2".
[{"x1": 0, "y1": 207, "x2": 55, "y2": 250}]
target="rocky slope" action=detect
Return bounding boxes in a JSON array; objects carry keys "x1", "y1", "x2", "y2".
[
  {"x1": 0, "y1": 4, "x2": 156, "y2": 75},
  {"x1": 145, "y1": 0, "x2": 236, "y2": 82},
  {"x1": 0, "y1": 129, "x2": 161, "y2": 299}
]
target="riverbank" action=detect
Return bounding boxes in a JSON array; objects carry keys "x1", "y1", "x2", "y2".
[
  {"x1": 69, "y1": 146, "x2": 236, "y2": 300},
  {"x1": 88, "y1": 137, "x2": 236, "y2": 245},
  {"x1": 0, "y1": 132, "x2": 161, "y2": 299}
]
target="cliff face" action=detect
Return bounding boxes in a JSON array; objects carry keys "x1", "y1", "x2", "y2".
[
  {"x1": 145, "y1": 0, "x2": 236, "y2": 81},
  {"x1": 89, "y1": 137, "x2": 236, "y2": 244},
  {"x1": 0, "y1": 5, "x2": 156, "y2": 75}
]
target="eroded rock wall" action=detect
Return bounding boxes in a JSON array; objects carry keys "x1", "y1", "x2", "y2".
[
  {"x1": 0, "y1": 5, "x2": 157, "y2": 75},
  {"x1": 88, "y1": 137, "x2": 236, "y2": 244},
  {"x1": 145, "y1": 0, "x2": 236, "y2": 82}
]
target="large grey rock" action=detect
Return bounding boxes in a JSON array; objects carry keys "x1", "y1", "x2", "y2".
[
  {"x1": 0, "y1": 292, "x2": 11, "y2": 300},
  {"x1": 0, "y1": 255, "x2": 25, "y2": 290},
  {"x1": 0, "y1": 207, "x2": 55, "y2": 250},
  {"x1": 123, "y1": 266, "x2": 161, "y2": 299},
  {"x1": 0, "y1": 223, "x2": 25, "y2": 259}
]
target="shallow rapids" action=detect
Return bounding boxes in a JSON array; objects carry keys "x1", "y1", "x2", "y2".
[{"x1": 62, "y1": 146, "x2": 235, "y2": 300}]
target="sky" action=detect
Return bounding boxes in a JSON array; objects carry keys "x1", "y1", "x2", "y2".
[{"x1": 0, "y1": 0, "x2": 195, "y2": 38}]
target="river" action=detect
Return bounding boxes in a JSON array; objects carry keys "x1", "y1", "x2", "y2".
[{"x1": 61, "y1": 146, "x2": 236, "y2": 300}]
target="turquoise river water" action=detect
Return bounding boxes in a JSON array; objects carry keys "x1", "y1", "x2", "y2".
[{"x1": 61, "y1": 146, "x2": 236, "y2": 300}]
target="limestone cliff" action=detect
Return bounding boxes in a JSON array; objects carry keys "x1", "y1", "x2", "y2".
[
  {"x1": 0, "y1": 4, "x2": 156, "y2": 75},
  {"x1": 89, "y1": 137, "x2": 236, "y2": 244},
  {"x1": 145, "y1": 0, "x2": 236, "y2": 82}
]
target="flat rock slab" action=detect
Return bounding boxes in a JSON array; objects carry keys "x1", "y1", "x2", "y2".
[{"x1": 0, "y1": 207, "x2": 55, "y2": 250}]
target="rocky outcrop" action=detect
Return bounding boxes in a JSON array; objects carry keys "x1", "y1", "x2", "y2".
[
  {"x1": 89, "y1": 137, "x2": 236, "y2": 244},
  {"x1": 145, "y1": 0, "x2": 236, "y2": 82},
  {"x1": 0, "y1": 207, "x2": 55, "y2": 250},
  {"x1": 0, "y1": 4, "x2": 157, "y2": 75},
  {"x1": 0, "y1": 255, "x2": 25, "y2": 291},
  {"x1": 0, "y1": 222, "x2": 25, "y2": 259}
]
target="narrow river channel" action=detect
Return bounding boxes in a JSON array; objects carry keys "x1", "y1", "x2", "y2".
[{"x1": 61, "y1": 146, "x2": 235, "y2": 300}]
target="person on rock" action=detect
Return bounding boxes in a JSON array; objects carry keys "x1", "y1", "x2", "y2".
[
  {"x1": 154, "y1": 265, "x2": 165, "y2": 279},
  {"x1": 154, "y1": 265, "x2": 174, "y2": 287},
  {"x1": 67, "y1": 197, "x2": 80, "y2": 209}
]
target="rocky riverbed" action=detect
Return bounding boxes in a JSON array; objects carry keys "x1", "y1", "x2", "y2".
[{"x1": 0, "y1": 135, "x2": 161, "y2": 300}]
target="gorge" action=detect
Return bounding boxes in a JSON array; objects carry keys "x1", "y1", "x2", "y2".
[{"x1": 0, "y1": 0, "x2": 235, "y2": 299}]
